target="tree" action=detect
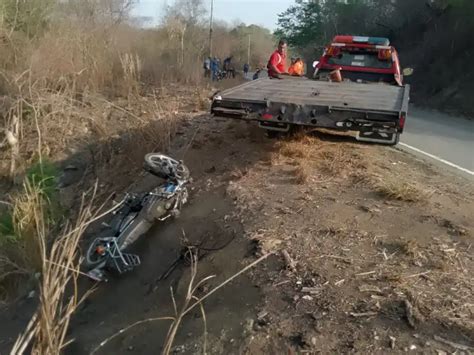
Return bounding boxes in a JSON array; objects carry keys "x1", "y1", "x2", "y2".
[
  {"x1": 229, "y1": 24, "x2": 274, "y2": 67},
  {"x1": 0, "y1": 0, "x2": 57, "y2": 37},
  {"x1": 275, "y1": 0, "x2": 325, "y2": 49},
  {"x1": 276, "y1": 0, "x2": 474, "y2": 113},
  {"x1": 162, "y1": 0, "x2": 207, "y2": 65}
]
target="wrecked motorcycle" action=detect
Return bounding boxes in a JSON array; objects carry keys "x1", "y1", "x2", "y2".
[{"x1": 83, "y1": 153, "x2": 190, "y2": 282}]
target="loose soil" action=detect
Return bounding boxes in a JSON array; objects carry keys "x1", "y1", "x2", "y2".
[{"x1": 1, "y1": 104, "x2": 473, "y2": 354}]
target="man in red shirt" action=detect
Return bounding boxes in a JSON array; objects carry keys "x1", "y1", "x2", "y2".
[{"x1": 267, "y1": 39, "x2": 288, "y2": 78}]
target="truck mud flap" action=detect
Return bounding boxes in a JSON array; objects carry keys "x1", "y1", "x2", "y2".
[
  {"x1": 356, "y1": 131, "x2": 399, "y2": 145},
  {"x1": 258, "y1": 121, "x2": 290, "y2": 132}
]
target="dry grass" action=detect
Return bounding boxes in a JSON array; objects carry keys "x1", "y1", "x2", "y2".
[
  {"x1": 293, "y1": 161, "x2": 310, "y2": 184},
  {"x1": 399, "y1": 239, "x2": 420, "y2": 258},
  {"x1": 317, "y1": 145, "x2": 368, "y2": 177},
  {"x1": 193, "y1": 88, "x2": 211, "y2": 111},
  {"x1": 280, "y1": 143, "x2": 308, "y2": 159},
  {"x1": 370, "y1": 175, "x2": 429, "y2": 202},
  {"x1": 10, "y1": 186, "x2": 105, "y2": 354},
  {"x1": 278, "y1": 134, "x2": 317, "y2": 159}
]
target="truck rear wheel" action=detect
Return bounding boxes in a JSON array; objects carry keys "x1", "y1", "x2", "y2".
[{"x1": 266, "y1": 130, "x2": 281, "y2": 139}]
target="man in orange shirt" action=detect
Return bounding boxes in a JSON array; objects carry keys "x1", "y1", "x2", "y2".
[
  {"x1": 288, "y1": 58, "x2": 304, "y2": 76},
  {"x1": 267, "y1": 39, "x2": 288, "y2": 78}
]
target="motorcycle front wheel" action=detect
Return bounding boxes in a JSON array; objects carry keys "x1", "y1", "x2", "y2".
[{"x1": 144, "y1": 153, "x2": 190, "y2": 181}]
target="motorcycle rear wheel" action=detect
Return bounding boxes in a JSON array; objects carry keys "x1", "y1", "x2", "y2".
[{"x1": 84, "y1": 234, "x2": 112, "y2": 269}]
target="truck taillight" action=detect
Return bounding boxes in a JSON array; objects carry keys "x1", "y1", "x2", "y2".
[
  {"x1": 399, "y1": 113, "x2": 406, "y2": 129},
  {"x1": 261, "y1": 113, "x2": 273, "y2": 120}
]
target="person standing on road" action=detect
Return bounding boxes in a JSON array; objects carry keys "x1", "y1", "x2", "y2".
[
  {"x1": 253, "y1": 67, "x2": 261, "y2": 80},
  {"x1": 223, "y1": 56, "x2": 235, "y2": 78},
  {"x1": 243, "y1": 63, "x2": 250, "y2": 78},
  {"x1": 211, "y1": 57, "x2": 219, "y2": 81},
  {"x1": 203, "y1": 57, "x2": 211, "y2": 78},
  {"x1": 267, "y1": 39, "x2": 288, "y2": 79}
]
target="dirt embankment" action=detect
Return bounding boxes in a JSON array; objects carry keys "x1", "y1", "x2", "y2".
[
  {"x1": 228, "y1": 128, "x2": 474, "y2": 353},
  {"x1": 0, "y1": 90, "x2": 473, "y2": 354}
]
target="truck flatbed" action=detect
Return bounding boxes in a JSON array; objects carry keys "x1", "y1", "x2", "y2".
[
  {"x1": 211, "y1": 76, "x2": 410, "y2": 145},
  {"x1": 217, "y1": 76, "x2": 408, "y2": 114}
]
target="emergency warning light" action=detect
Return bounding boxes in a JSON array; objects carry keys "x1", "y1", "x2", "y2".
[{"x1": 333, "y1": 35, "x2": 390, "y2": 46}]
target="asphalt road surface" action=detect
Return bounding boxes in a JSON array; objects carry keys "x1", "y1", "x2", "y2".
[{"x1": 401, "y1": 107, "x2": 474, "y2": 176}]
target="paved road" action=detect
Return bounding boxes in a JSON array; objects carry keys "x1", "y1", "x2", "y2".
[{"x1": 401, "y1": 107, "x2": 474, "y2": 175}]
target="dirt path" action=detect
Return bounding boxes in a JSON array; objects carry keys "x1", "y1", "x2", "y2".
[{"x1": 1, "y1": 109, "x2": 473, "y2": 354}]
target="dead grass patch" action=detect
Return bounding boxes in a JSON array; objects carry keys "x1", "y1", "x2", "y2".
[
  {"x1": 399, "y1": 239, "x2": 420, "y2": 258},
  {"x1": 292, "y1": 161, "x2": 310, "y2": 184},
  {"x1": 370, "y1": 175, "x2": 429, "y2": 202},
  {"x1": 317, "y1": 145, "x2": 368, "y2": 178},
  {"x1": 279, "y1": 142, "x2": 309, "y2": 159},
  {"x1": 193, "y1": 88, "x2": 211, "y2": 111}
]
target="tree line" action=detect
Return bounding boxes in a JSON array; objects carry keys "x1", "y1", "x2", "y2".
[{"x1": 276, "y1": 0, "x2": 474, "y2": 113}]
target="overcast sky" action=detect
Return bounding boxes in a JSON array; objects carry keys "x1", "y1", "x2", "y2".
[{"x1": 132, "y1": 0, "x2": 295, "y2": 30}]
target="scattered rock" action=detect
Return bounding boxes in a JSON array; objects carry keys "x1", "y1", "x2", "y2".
[
  {"x1": 64, "y1": 164, "x2": 78, "y2": 171},
  {"x1": 173, "y1": 345, "x2": 185, "y2": 353},
  {"x1": 243, "y1": 318, "x2": 254, "y2": 334},
  {"x1": 440, "y1": 219, "x2": 468, "y2": 236},
  {"x1": 359, "y1": 285, "x2": 382, "y2": 294},
  {"x1": 389, "y1": 336, "x2": 396, "y2": 349},
  {"x1": 205, "y1": 166, "x2": 216, "y2": 173},
  {"x1": 256, "y1": 310, "x2": 271, "y2": 327},
  {"x1": 301, "y1": 287, "x2": 321, "y2": 294},
  {"x1": 281, "y1": 249, "x2": 297, "y2": 272},
  {"x1": 302, "y1": 295, "x2": 313, "y2": 301},
  {"x1": 349, "y1": 311, "x2": 378, "y2": 317},
  {"x1": 359, "y1": 205, "x2": 381, "y2": 214}
]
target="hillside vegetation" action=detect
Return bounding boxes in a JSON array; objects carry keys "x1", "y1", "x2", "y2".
[
  {"x1": 276, "y1": 0, "x2": 474, "y2": 114},
  {"x1": 0, "y1": 0, "x2": 271, "y2": 300}
]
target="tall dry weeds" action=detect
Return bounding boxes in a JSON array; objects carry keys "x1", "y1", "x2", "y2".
[
  {"x1": 120, "y1": 53, "x2": 142, "y2": 100},
  {"x1": 10, "y1": 186, "x2": 117, "y2": 355}
]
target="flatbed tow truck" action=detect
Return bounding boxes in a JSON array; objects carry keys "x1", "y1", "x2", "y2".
[{"x1": 211, "y1": 35, "x2": 412, "y2": 145}]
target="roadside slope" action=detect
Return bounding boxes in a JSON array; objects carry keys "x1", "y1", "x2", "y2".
[{"x1": 1, "y1": 108, "x2": 472, "y2": 354}]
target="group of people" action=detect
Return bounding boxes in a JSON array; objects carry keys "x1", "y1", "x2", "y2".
[
  {"x1": 203, "y1": 39, "x2": 305, "y2": 81},
  {"x1": 203, "y1": 56, "x2": 237, "y2": 81},
  {"x1": 267, "y1": 39, "x2": 305, "y2": 78}
]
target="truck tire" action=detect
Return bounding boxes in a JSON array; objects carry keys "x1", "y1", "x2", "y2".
[{"x1": 266, "y1": 130, "x2": 281, "y2": 139}]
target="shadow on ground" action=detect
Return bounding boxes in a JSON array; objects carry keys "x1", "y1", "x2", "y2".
[{"x1": 0, "y1": 114, "x2": 276, "y2": 354}]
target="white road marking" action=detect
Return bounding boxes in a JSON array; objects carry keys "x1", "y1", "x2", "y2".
[{"x1": 398, "y1": 142, "x2": 474, "y2": 176}]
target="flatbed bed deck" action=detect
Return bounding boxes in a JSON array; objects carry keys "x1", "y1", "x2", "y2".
[{"x1": 219, "y1": 76, "x2": 408, "y2": 114}]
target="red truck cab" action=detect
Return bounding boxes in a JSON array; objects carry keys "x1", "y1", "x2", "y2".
[{"x1": 314, "y1": 36, "x2": 403, "y2": 86}]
